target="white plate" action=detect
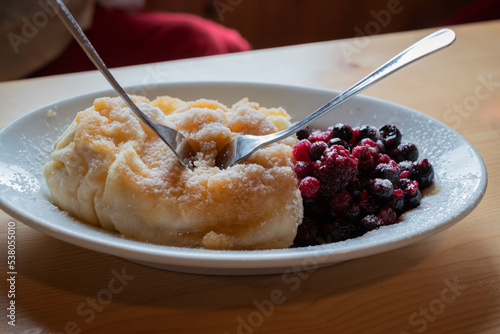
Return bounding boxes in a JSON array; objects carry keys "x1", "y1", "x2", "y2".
[{"x1": 0, "y1": 82, "x2": 487, "y2": 275}]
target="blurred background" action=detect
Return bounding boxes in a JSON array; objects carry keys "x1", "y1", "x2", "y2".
[
  {"x1": 1, "y1": 0, "x2": 499, "y2": 81},
  {"x1": 145, "y1": 0, "x2": 500, "y2": 49}
]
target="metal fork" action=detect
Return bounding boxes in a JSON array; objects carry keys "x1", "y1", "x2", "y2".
[
  {"x1": 215, "y1": 28, "x2": 456, "y2": 169},
  {"x1": 49, "y1": 0, "x2": 196, "y2": 168}
]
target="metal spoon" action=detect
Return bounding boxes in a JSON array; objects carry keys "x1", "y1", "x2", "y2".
[
  {"x1": 215, "y1": 28, "x2": 456, "y2": 169},
  {"x1": 48, "y1": 0, "x2": 196, "y2": 168}
]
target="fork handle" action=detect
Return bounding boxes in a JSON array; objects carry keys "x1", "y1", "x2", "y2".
[
  {"x1": 270, "y1": 28, "x2": 456, "y2": 143},
  {"x1": 48, "y1": 0, "x2": 194, "y2": 167}
]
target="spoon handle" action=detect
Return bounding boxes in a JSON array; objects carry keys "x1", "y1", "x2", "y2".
[{"x1": 271, "y1": 28, "x2": 456, "y2": 142}]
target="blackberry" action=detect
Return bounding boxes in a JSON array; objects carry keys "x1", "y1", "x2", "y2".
[
  {"x1": 379, "y1": 124, "x2": 402, "y2": 150},
  {"x1": 330, "y1": 123, "x2": 353, "y2": 142},
  {"x1": 303, "y1": 197, "x2": 330, "y2": 221},
  {"x1": 293, "y1": 217, "x2": 319, "y2": 247},
  {"x1": 320, "y1": 220, "x2": 361, "y2": 243}
]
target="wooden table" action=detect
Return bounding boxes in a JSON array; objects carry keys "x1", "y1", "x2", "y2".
[{"x1": 1, "y1": 20, "x2": 499, "y2": 334}]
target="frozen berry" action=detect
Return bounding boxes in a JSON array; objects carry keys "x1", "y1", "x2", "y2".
[
  {"x1": 392, "y1": 143, "x2": 419, "y2": 162},
  {"x1": 377, "y1": 206, "x2": 397, "y2": 225},
  {"x1": 328, "y1": 137, "x2": 349, "y2": 150},
  {"x1": 308, "y1": 141, "x2": 328, "y2": 161},
  {"x1": 368, "y1": 178, "x2": 394, "y2": 203},
  {"x1": 352, "y1": 144, "x2": 378, "y2": 172},
  {"x1": 315, "y1": 145, "x2": 358, "y2": 195},
  {"x1": 379, "y1": 124, "x2": 402, "y2": 150},
  {"x1": 329, "y1": 190, "x2": 352, "y2": 216},
  {"x1": 293, "y1": 161, "x2": 315, "y2": 179},
  {"x1": 292, "y1": 139, "x2": 311, "y2": 162},
  {"x1": 320, "y1": 220, "x2": 361, "y2": 243},
  {"x1": 404, "y1": 180, "x2": 422, "y2": 209},
  {"x1": 378, "y1": 153, "x2": 391, "y2": 164},
  {"x1": 303, "y1": 197, "x2": 330, "y2": 220},
  {"x1": 357, "y1": 125, "x2": 380, "y2": 142},
  {"x1": 330, "y1": 123, "x2": 353, "y2": 142},
  {"x1": 361, "y1": 215, "x2": 383, "y2": 232},
  {"x1": 293, "y1": 217, "x2": 320, "y2": 246},
  {"x1": 308, "y1": 129, "x2": 331, "y2": 143},
  {"x1": 359, "y1": 189, "x2": 378, "y2": 215},
  {"x1": 409, "y1": 159, "x2": 434, "y2": 189},
  {"x1": 374, "y1": 161, "x2": 400, "y2": 184},
  {"x1": 296, "y1": 127, "x2": 310, "y2": 140},
  {"x1": 390, "y1": 190, "x2": 405, "y2": 215},
  {"x1": 299, "y1": 176, "x2": 321, "y2": 199},
  {"x1": 344, "y1": 203, "x2": 361, "y2": 222}
]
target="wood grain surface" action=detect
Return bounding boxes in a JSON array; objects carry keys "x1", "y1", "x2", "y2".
[{"x1": 0, "y1": 20, "x2": 499, "y2": 334}]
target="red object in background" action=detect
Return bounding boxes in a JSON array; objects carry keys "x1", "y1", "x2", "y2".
[
  {"x1": 436, "y1": 0, "x2": 500, "y2": 26},
  {"x1": 32, "y1": 6, "x2": 251, "y2": 77}
]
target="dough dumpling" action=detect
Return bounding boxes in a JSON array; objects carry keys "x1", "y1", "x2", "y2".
[{"x1": 43, "y1": 95, "x2": 303, "y2": 250}]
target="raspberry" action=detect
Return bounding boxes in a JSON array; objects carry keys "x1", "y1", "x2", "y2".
[
  {"x1": 299, "y1": 176, "x2": 321, "y2": 199},
  {"x1": 315, "y1": 145, "x2": 358, "y2": 195},
  {"x1": 292, "y1": 139, "x2": 311, "y2": 162},
  {"x1": 293, "y1": 161, "x2": 315, "y2": 179},
  {"x1": 352, "y1": 144, "x2": 378, "y2": 172},
  {"x1": 378, "y1": 153, "x2": 391, "y2": 164},
  {"x1": 308, "y1": 129, "x2": 331, "y2": 143}
]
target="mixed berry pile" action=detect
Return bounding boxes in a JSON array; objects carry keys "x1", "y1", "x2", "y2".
[{"x1": 292, "y1": 123, "x2": 434, "y2": 247}]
